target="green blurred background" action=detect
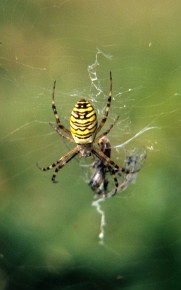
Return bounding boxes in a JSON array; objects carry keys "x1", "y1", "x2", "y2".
[{"x1": 0, "y1": 0, "x2": 180, "y2": 289}]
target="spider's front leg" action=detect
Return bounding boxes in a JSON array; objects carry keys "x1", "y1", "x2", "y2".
[
  {"x1": 37, "y1": 147, "x2": 79, "y2": 182},
  {"x1": 51, "y1": 148, "x2": 79, "y2": 182}
]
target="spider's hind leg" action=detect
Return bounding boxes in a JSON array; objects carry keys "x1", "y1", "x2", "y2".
[
  {"x1": 51, "y1": 80, "x2": 71, "y2": 135},
  {"x1": 94, "y1": 116, "x2": 119, "y2": 143},
  {"x1": 96, "y1": 72, "x2": 113, "y2": 135},
  {"x1": 49, "y1": 122, "x2": 74, "y2": 142}
]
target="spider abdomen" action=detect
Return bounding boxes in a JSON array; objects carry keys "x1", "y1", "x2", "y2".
[{"x1": 70, "y1": 99, "x2": 98, "y2": 144}]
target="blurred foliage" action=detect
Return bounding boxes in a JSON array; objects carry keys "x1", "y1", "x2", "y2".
[{"x1": 0, "y1": 0, "x2": 180, "y2": 289}]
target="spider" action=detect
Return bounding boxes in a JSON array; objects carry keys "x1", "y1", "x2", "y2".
[{"x1": 37, "y1": 72, "x2": 120, "y2": 195}]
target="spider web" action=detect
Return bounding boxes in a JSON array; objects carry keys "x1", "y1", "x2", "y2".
[{"x1": 0, "y1": 1, "x2": 181, "y2": 290}]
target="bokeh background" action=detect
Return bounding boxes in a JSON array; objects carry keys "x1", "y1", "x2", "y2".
[{"x1": 0, "y1": 1, "x2": 180, "y2": 289}]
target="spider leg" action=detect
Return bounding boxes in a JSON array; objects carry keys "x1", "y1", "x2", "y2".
[
  {"x1": 52, "y1": 80, "x2": 71, "y2": 135},
  {"x1": 118, "y1": 167, "x2": 137, "y2": 175},
  {"x1": 110, "y1": 169, "x2": 119, "y2": 196},
  {"x1": 94, "y1": 116, "x2": 119, "y2": 142},
  {"x1": 118, "y1": 155, "x2": 143, "y2": 176},
  {"x1": 96, "y1": 71, "x2": 112, "y2": 135},
  {"x1": 92, "y1": 146, "x2": 119, "y2": 173},
  {"x1": 51, "y1": 148, "x2": 79, "y2": 182},
  {"x1": 37, "y1": 146, "x2": 79, "y2": 173},
  {"x1": 49, "y1": 122, "x2": 74, "y2": 143}
]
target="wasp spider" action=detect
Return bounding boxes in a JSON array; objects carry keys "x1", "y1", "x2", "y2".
[{"x1": 37, "y1": 72, "x2": 120, "y2": 195}]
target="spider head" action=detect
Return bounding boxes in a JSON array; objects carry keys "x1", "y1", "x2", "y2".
[{"x1": 78, "y1": 144, "x2": 92, "y2": 157}]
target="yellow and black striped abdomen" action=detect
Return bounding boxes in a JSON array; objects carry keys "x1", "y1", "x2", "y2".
[{"x1": 70, "y1": 99, "x2": 98, "y2": 144}]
